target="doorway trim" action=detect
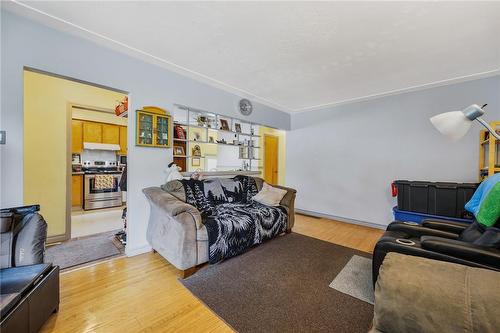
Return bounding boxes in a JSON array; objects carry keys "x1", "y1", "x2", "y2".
[{"x1": 24, "y1": 67, "x2": 129, "y2": 244}]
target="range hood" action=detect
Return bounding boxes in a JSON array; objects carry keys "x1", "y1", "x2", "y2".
[{"x1": 83, "y1": 142, "x2": 121, "y2": 151}]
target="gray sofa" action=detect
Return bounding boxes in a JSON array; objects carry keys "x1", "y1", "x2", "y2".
[{"x1": 143, "y1": 177, "x2": 296, "y2": 276}]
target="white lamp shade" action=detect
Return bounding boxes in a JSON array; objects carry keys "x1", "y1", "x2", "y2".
[{"x1": 430, "y1": 111, "x2": 472, "y2": 140}]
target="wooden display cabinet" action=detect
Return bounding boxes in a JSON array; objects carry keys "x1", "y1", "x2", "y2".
[{"x1": 136, "y1": 107, "x2": 172, "y2": 148}]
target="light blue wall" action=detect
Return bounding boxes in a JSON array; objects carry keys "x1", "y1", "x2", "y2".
[
  {"x1": 287, "y1": 75, "x2": 500, "y2": 227},
  {"x1": 0, "y1": 10, "x2": 290, "y2": 255}
]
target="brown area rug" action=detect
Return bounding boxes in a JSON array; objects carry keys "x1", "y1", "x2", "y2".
[{"x1": 181, "y1": 233, "x2": 373, "y2": 332}]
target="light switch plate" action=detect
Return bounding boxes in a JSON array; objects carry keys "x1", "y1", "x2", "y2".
[{"x1": 0, "y1": 131, "x2": 6, "y2": 144}]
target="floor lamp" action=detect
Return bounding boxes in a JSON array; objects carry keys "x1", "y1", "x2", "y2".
[{"x1": 430, "y1": 104, "x2": 500, "y2": 140}]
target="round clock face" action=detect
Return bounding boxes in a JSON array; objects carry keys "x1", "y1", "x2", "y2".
[{"x1": 239, "y1": 99, "x2": 253, "y2": 116}]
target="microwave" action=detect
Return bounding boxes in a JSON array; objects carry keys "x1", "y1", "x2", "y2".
[{"x1": 118, "y1": 155, "x2": 127, "y2": 165}]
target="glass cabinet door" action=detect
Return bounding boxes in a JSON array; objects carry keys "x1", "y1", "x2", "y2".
[
  {"x1": 138, "y1": 112, "x2": 153, "y2": 145},
  {"x1": 155, "y1": 115, "x2": 170, "y2": 146}
]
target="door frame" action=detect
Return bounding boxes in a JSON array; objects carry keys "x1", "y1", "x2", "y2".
[
  {"x1": 23, "y1": 67, "x2": 130, "y2": 245},
  {"x1": 263, "y1": 133, "x2": 279, "y2": 185},
  {"x1": 60, "y1": 103, "x2": 126, "y2": 243}
]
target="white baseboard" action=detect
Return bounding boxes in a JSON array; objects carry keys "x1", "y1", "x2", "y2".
[
  {"x1": 125, "y1": 243, "x2": 152, "y2": 257},
  {"x1": 295, "y1": 208, "x2": 387, "y2": 230}
]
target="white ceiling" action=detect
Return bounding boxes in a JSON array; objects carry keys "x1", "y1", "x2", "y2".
[{"x1": 6, "y1": 1, "x2": 500, "y2": 113}]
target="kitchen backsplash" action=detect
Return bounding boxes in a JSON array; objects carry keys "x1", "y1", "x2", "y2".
[{"x1": 81, "y1": 149, "x2": 117, "y2": 163}]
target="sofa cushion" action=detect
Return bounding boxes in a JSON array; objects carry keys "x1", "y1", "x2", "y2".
[
  {"x1": 0, "y1": 293, "x2": 21, "y2": 319},
  {"x1": 372, "y1": 253, "x2": 500, "y2": 333},
  {"x1": 13, "y1": 213, "x2": 47, "y2": 267},
  {"x1": 161, "y1": 180, "x2": 186, "y2": 202},
  {"x1": 252, "y1": 182, "x2": 287, "y2": 207},
  {"x1": 0, "y1": 263, "x2": 52, "y2": 318}
]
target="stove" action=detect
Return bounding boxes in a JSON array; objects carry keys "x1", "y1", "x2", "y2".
[{"x1": 82, "y1": 160, "x2": 123, "y2": 210}]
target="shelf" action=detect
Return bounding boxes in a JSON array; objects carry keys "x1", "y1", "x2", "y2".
[
  {"x1": 481, "y1": 138, "x2": 499, "y2": 145},
  {"x1": 174, "y1": 122, "x2": 217, "y2": 130},
  {"x1": 482, "y1": 166, "x2": 500, "y2": 170},
  {"x1": 173, "y1": 104, "x2": 264, "y2": 172},
  {"x1": 218, "y1": 129, "x2": 260, "y2": 137},
  {"x1": 216, "y1": 142, "x2": 260, "y2": 148},
  {"x1": 174, "y1": 155, "x2": 187, "y2": 158}
]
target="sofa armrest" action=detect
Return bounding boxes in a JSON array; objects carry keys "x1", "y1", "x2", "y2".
[
  {"x1": 421, "y1": 236, "x2": 500, "y2": 268},
  {"x1": 422, "y1": 219, "x2": 470, "y2": 234},
  {"x1": 270, "y1": 184, "x2": 297, "y2": 232},
  {"x1": 387, "y1": 222, "x2": 459, "y2": 239},
  {"x1": 142, "y1": 187, "x2": 203, "y2": 229}
]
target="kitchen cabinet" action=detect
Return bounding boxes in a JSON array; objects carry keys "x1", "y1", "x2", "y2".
[
  {"x1": 82, "y1": 121, "x2": 121, "y2": 145},
  {"x1": 119, "y1": 126, "x2": 128, "y2": 154},
  {"x1": 83, "y1": 122, "x2": 102, "y2": 143},
  {"x1": 102, "y1": 124, "x2": 120, "y2": 144},
  {"x1": 72, "y1": 120, "x2": 83, "y2": 153},
  {"x1": 71, "y1": 175, "x2": 83, "y2": 207},
  {"x1": 136, "y1": 107, "x2": 172, "y2": 148}
]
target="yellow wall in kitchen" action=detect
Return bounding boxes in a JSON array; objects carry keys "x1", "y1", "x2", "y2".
[
  {"x1": 72, "y1": 108, "x2": 127, "y2": 126},
  {"x1": 23, "y1": 70, "x2": 127, "y2": 238},
  {"x1": 258, "y1": 126, "x2": 286, "y2": 186}
]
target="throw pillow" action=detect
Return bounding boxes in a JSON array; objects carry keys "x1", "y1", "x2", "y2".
[{"x1": 252, "y1": 182, "x2": 287, "y2": 206}]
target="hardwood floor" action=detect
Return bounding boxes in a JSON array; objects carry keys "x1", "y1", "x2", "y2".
[
  {"x1": 40, "y1": 214, "x2": 384, "y2": 333},
  {"x1": 293, "y1": 214, "x2": 384, "y2": 253}
]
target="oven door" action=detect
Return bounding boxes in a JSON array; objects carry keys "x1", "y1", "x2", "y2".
[{"x1": 84, "y1": 174, "x2": 122, "y2": 209}]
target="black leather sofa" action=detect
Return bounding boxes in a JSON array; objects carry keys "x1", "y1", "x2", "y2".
[
  {"x1": 372, "y1": 218, "x2": 500, "y2": 284},
  {"x1": 1, "y1": 205, "x2": 60, "y2": 333}
]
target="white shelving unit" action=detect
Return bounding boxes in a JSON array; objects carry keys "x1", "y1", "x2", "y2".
[{"x1": 172, "y1": 104, "x2": 261, "y2": 173}]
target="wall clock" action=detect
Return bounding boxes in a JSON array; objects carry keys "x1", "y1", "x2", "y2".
[{"x1": 239, "y1": 99, "x2": 253, "y2": 116}]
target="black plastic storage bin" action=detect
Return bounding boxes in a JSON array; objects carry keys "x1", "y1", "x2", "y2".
[{"x1": 394, "y1": 180, "x2": 479, "y2": 219}]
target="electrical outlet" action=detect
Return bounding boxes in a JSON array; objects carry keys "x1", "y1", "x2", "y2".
[{"x1": 0, "y1": 131, "x2": 5, "y2": 144}]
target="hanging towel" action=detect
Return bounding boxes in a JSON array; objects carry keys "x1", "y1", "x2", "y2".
[{"x1": 94, "y1": 175, "x2": 115, "y2": 190}]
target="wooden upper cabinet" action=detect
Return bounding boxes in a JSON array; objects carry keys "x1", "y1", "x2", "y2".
[
  {"x1": 83, "y1": 122, "x2": 103, "y2": 143},
  {"x1": 119, "y1": 126, "x2": 128, "y2": 154},
  {"x1": 102, "y1": 124, "x2": 120, "y2": 144},
  {"x1": 72, "y1": 120, "x2": 83, "y2": 153}
]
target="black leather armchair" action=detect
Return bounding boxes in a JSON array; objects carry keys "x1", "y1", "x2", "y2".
[{"x1": 372, "y1": 218, "x2": 500, "y2": 285}]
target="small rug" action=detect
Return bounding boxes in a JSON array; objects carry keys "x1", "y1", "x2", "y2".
[
  {"x1": 329, "y1": 255, "x2": 374, "y2": 304},
  {"x1": 45, "y1": 230, "x2": 124, "y2": 269},
  {"x1": 181, "y1": 233, "x2": 373, "y2": 333}
]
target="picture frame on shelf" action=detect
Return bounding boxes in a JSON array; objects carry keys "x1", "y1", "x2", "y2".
[
  {"x1": 220, "y1": 119, "x2": 230, "y2": 131},
  {"x1": 174, "y1": 146, "x2": 185, "y2": 156},
  {"x1": 197, "y1": 116, "x2": 208, "y2": 127},
  {"x1": 192, "y1": 145, "x2": 202, "y2": 157},
  {"x1": 207, "y1": 118, "x2": 215, "y2": 128},
  {"x1": 192, "y1": 157, "x2": 201, "y2": 167},
  {"x1": 174, "y1": 125, "x2": 186, "y2": 139},
  {"x1": 235, "y1": 123, "x2": 242, "y2": 133}
]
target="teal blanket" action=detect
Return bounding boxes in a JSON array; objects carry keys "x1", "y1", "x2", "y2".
[{"x1": 465, "y1": 173, "x2": 500, "y2": 227}]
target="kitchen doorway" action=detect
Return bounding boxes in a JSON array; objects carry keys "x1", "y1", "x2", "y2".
[{"x1": 23, "y1": 68, "x2": 129, "y2": 269}]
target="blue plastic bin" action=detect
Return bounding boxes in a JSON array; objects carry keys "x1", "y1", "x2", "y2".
[{"x1": 393, "y1": 206, "x2": 473, "y2": 224}]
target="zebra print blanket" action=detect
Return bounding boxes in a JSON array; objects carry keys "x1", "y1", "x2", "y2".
[{"x1": 181, "y1": 177, "x2": 288, "y2": 264}]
